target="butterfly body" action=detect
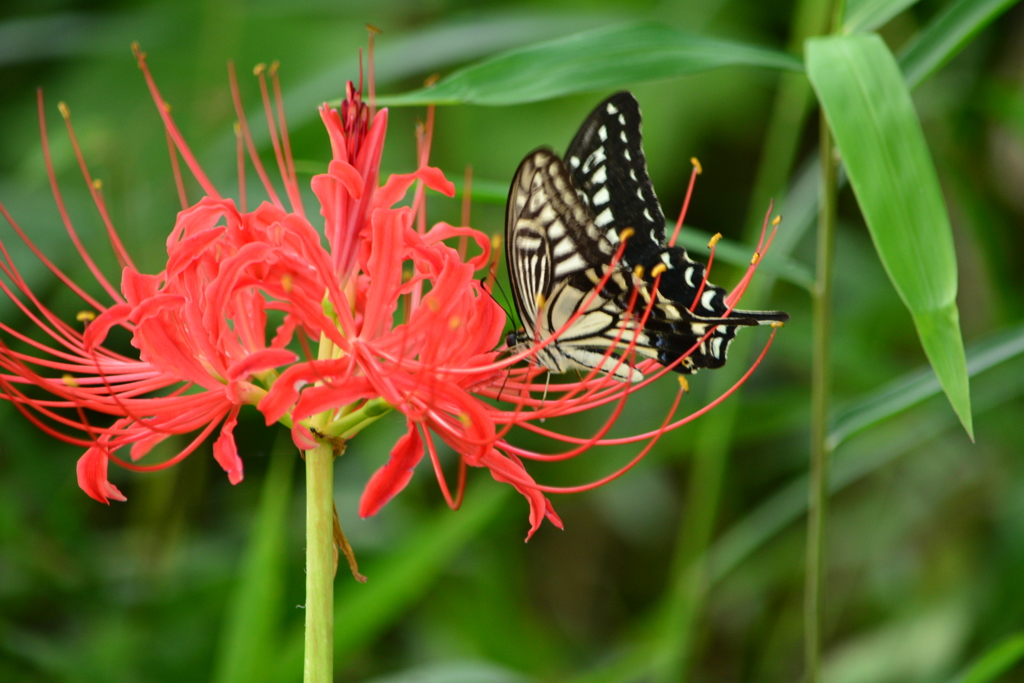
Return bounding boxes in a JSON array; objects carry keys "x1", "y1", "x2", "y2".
[{"x1": 505, "y1": 92, "x2": 788, "y2": 382}]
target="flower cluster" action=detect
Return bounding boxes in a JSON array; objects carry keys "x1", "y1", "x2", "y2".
[{"x1": 0, "y1": 45, "x2": 779, "y2": 539}]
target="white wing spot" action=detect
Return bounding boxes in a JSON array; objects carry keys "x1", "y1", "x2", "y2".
[
  {"x1": 620, "y1": 130, "x2": 628, "y2": 143},
  {"x1": 701, "y1": 290, "x2": 717, "y2": 311},
  {"x1": 606, "y1": 103, "x2": 618, "y2": 114},
  {"x1": 554, "y1": 252, "x2": 588, "y2": 277},
  {"x1": 598, "y1": 126, "x2": 608, "y2": 141},
  {"x1": 630, "y1": 169, "x2": 637, "y2": 181},
  {"x1": 660, "y1": 252, "x2": 673, "y2": 268},
  {"x1": 624, "y1": 149, "x2": 631, "y2": 161},
  {"x1": 592, "y1": 187, "x2": 610, "y2": 205},
  {"x1": 711, "y1": 336, "x2": 724, "y2": 358},
  {"x1": 594, "y1": 207, "x2": 614, "y2": 227},
  {"x1": 618, "y1": 114, "x2": 626, "y2": 125},
  {"x1": 591, "y1": 166, "x2": 607, "y2": 184},
  {"x1": 552, "y1": 238, "x2": 574, "y2": 257},
  {"x1": 516, "y1": 236, "x2": 543, "y2": 251},
  {"x1": 643, "y1": 208, "x2": 653, "y2": 221},
  {"x1": 685, "y1": 266, "x2": 695, "y2": 287},
  {"x1": 636, "y1": 188, "x2": 645, "y2": 201},
  {"x1": 569, "y1": 156, "x2": 580, "y2": 169},
  {"x1": 547, "y1": 220, "x2": 566, "y2": 240}
]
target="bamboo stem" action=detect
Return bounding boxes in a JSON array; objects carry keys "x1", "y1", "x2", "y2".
[{"x1": 805, "y1": 107, "x2": 838, "y2": 683}]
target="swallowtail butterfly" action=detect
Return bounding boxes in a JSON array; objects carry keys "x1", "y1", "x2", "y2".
[{"x1": 505, "y1": 92, "x2": 788, "y2": 382}]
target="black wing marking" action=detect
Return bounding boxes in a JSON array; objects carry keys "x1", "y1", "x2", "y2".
[{"x1": 565, "y1": 92, "x2": 666, "y2": 266}]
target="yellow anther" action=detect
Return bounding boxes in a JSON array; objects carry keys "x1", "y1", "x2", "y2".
[
  {"x1": 691, "y1": 157, "x2": 703, "y2": 174},
  {"x1": 619, "y1": 227, "x2": 635, "y2": 241},
  {"x1": 280, "y1": 273, "x2": 293, "y2": 293},
  {"x1": 163, "y1": 101, "x2": 172, "y2": 113},
  {"x1": 678, "y1": 375, "x2": 690, "y2": 392},
  {"x1": 651, "y1": 263, "x2": 667, "y2": 277},
  {"x1": 233, "y1": 121, "x2": 242, "y2": 137},
  {"x1": 58, "y1": 102, "x2": 70, "y2": 119},
  {"x1": 366, "y1": 23, "x2": 382, "y2": 35},
  {"x1": 491, "y1": 233, "x2": 502, "y2": 249},
  {"x1": 424, "y1": 73, "x2": 441, "y2": 87},
  {"x1": 253, "y1": 63, "x2": 266, "y2": 76},
  {"x1": 457, "y1": 412, "x2": 472, "y2": 428},
  {"x1": 449, "y1": 316, "x2": 461, "y2": 329},
  {"x1": 708, "y1": 232, "x2": 722, "y2": 249},
  {"x1": 91, "y1": 178, "x2": 103, "y2": 190},
  {"x1": 633, "y1": 265, "x2": 645, "y2": 279},
  {"x1": 62, "y1": 374, "x2": 79, "y2": 387},
  {"x1": 535, "y1": 293, "x2": 547, "y2": 309},
  {"x1": 750, "y1": 252, "x2": 761, "y2": 265},
  {"x1": 131, "y1": 42, "x2": 143, "y2": 60},
  {"x1": 772, "y1": 215, "x2": 782, "y2": 227},
  {"x1": 426, "y1": 297, "x2": 440, "y2": 312},
  {"x1": 770, "y1": 320, "x2": 785, "y2": 328},
  {"x1": 402, "y1": 269, "x2": 413, "y2": 282},
  {"x1": 269, "y1": 60, "x2": 280, "y2": 76},
  {"x1": 76, "y1": 310, "x2": 96, "y2": 322}
]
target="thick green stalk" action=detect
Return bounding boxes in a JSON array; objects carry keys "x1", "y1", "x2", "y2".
[
  {"x1": 304, "y1": 441, "x2": 335, "y2": 683},
  {"x1": 805, "y1": 109, "x2": 838, "y2": 683}
]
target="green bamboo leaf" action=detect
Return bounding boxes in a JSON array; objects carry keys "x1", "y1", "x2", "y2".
[
  {"x1": 899, "y1": 0, "x2": 1021, "y2": 88},
  {"x1": 949, "y1": 633, "x2": 1024, "y2": 683},
  {"x1": 270, "y1": 482, "x2": 511, "y2": 682},
  {"x1": 844, "y1": 0, "x2": 922, "y2": 33},
  {"x1": 806, "y1": 33, "x2": 972, "y2": 438},
  {"x1": 211, "y1": 432, "x2": 296, "y2": 683},
  {"x1": 377, "y1": 22, "x2": 803, "y2": 106}
]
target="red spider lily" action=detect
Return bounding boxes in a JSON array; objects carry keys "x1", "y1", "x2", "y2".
[{"x1": 0, "y1": 43, "x2": 781, "y2": 540}]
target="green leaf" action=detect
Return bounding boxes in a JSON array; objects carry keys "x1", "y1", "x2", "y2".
[
  {"x1": 270, "y1": 482, "x2": 511, "y2": 682},
  {"x1": 377, "y1": 22, "x2": 803, "y2": 106},
  {"x1": 899, "y1": 0, "x2": 1022, "y2": 88},
  {"x1": 950, "y1": 633, "x2": 1024, "y2": 683},
  {"x1": 806, "y1": 33, "x2": 972, "y2": 438},
  {"x1": 829, "y1": 323, "x2": 1024, "y2": 449},
  {"x1": 844, "y1": 0, "x2": 922, "y2": 33},
  {"x1": 211, "y1": 432, "x2": 296, "y2": 683}
]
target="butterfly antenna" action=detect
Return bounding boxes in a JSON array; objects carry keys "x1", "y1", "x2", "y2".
[{"x1": 496, "y1": 367, "x2": 511, "y2": 403}]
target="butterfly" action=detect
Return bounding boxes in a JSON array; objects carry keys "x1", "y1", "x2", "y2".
[{"x1": 505, "y1": 92, "x2": 788, "y2": 382}]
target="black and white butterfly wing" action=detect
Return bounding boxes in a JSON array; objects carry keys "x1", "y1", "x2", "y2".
[{"x1": 506, "y1": 150, "x2": 649, "y2": 382}]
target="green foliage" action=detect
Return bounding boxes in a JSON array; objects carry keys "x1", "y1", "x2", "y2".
[
  {"x1": 377, "y1": 23, "x2": 802, "y2": 106},
  {"x1": 2, "y1": 1, "x2": 1024, "y2": 683},
  {"x1": 807, "y1": 33, "x2": 972, "y2": 437}
]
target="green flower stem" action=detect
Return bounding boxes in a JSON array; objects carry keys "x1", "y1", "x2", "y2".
[
  {"x1": 323, "y1": 397, "x2": 392, "y2": 438},
  {"x1": 304, "y1": 441, "x2": 335, "y2": 683},
  {"x1": 806, "y1": 108, "x2": 839, "y2": 683}
]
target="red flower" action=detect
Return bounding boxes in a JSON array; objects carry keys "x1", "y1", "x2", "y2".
[{"x1": 0, "y1": 44, "x2": 781, "y2": 539}]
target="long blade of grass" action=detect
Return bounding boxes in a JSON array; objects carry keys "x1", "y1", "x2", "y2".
[
  {"x1": 829, "y1": 323, "x2": 1024, "y2": 449},
  {"x1": 899, "y1": 0, "x2": 1022, "y2": 89},
  {"x1": 376, "y1": 22, "x2": 803, "y2": 106},
  {"x1": 844, "y1": 0, "x2": 922, "y2": 33},
  {"x1": 806, "y1": 33, "x2": 972, "y2": 437},
  {"x1": 949, "y1": 633, "x2": 1024, "y2": 683}
]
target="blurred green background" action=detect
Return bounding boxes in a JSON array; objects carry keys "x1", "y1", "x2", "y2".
[{"x1": 2, "y1": 1, "x2": 1024, "y2": 682}]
